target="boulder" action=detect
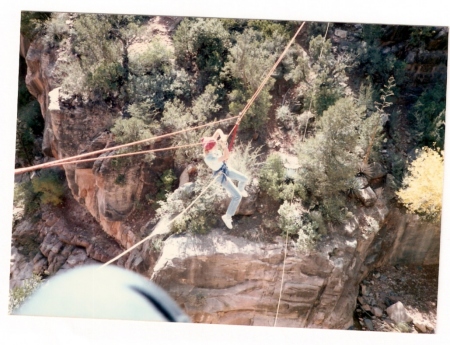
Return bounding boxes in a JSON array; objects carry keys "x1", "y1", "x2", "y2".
[
  {"x1": 334, "y1": 29, "x2": 348, "y2": 39},
  {"x1": 355, "y1": 185, "x2": 377, "y2": 207},
  {"x1": 369, "y1": 162, "x2": 387, "y2": 180},
  {"x1": 372, "y1": 306, "x2": 383, "y2": 317},
  {"x1": 386, "y1": 302, "x2": 413, "y2": 324}
]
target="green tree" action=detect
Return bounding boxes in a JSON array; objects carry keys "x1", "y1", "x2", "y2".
[
  {"x1": 355, "y1": 24, "x2": 406, "y2": 85},
  {"x1": 58, "y1": 14, "x2": 146, "y2": 102},
  {"x1": 128, "y1": 39, "x2": 193, "y2": 111},
  {"x1": 296, "y1": 98, "x2": 365, "y2": 222},
  {"x1": 259, "y1": 153, "x2": 290, "y2": 201},
  {"x1": 411, "y1": 82, "x2": 446, "y2": 149},
  {"x1": 173, "y1": 18, "x2": 231, "y2": 89},
  {"x1": 304, "y1": 35, "x2": 350, "y2": 117},
  {"x1": 223, "y1": 28, "x2": 285, "y2": 130}
]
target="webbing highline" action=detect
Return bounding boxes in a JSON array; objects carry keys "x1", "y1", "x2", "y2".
[
  {"x1": 14, "y1": 116, "x2": 239, "y2": 175},
  {"x1": 98, "y1": 174, "x2": 221, "y2": 269},
  {"x1": 227, "y1": 21, "x2": 306, "y2": 151}
]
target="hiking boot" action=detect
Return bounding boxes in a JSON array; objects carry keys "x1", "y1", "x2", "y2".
[
  {"x1": 240, "y1": 190, "x2": 248, "y2": 198},
  {"x1": 221, "y1": 214, "x2": 233, "y2": 229}
]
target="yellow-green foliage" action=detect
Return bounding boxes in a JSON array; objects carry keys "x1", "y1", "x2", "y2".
[
  {"x1": 396, "y1": 147, "x2": 444, "y2": 221},
  {"x1": 9, "y1": 274, "x2": 43, "y2": 314},
  {"x1": 31, "y1": 170, "x2": 65, "y2": 206}
]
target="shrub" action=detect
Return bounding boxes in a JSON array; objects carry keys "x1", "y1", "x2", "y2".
[
  {"x1": 226, "y1": 141, "x2": 262, "y2": 184},
  {"x1": 277, "y1": 201, "x2": 321, "y2": 253},
  {"x1": 284, "y1": 54, "x2": 309, "y2": 85},
  {"x1": 173, "y1": 18, "x2": 231, "y2": 88},
  {"x1": 157, "y1": 165, "x2": 226, "y2": 234},
  {"x1": 14, "y1": 180, "x2": 40, "y2": 216},
  {"x1": 155, "y1": 169, "x2": 176, "y2": 202},
  {"x1": 410, "y1": 82, "x2": 446, "y2": 149},
  {"x1": 407, "y1": 26, "x2": 436, "y2": 49},
  {"x1": 296, "y1": 98, "x2": 365, "y2": 222},
  {"x1": 31, "y1": 170, "x2": 65, "y2": 206},
  {"x1": 9, "y1": 274, "x2": 43, "y2": 314},
  {"x1": 354, "y1": 24, "x2": 406, "y2": 85},
  {"x1": 396, "y1": 146, "x2": 444, "y2": 222},
  {"x1": 303, "y1": 35, "x2": 350, "y2": 117},
  {"x1": 259, "y1": 153, "x2": 289, "y2": 201},
  {"x1": 276, "y1": 104, "x2": 295, "y2": 129},
  {"x1": 248, "y1": 19, "x2": 297, "y2": 40},
  {"x1": 129, "y1": 39, "x2": 173, "y2": 76},
  {"x1": 110, "y1": 116, "x2": 154, "y2": 168},
  {"x1": 222, "y1": 28, "x2": 285, "y2": 130},
  {"x1": 20, "y1": 11, "x2": 51, "y2": 40},
  {"x1": 41, "y1": 13, "x2": 70, "y2": 49},
  {"x1": 359, "y1": 76, "x2": 395, "y2": 165}
]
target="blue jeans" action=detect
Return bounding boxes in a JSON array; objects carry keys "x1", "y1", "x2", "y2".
[{"x1": 215, "y1": 165, "x2": 248, "y2": 217}]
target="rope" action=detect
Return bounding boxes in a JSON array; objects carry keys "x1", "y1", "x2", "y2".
[
  {"x1": 36, "y1": 143, "x2": 202, "y2": 169},
  {"x1": 98, "y1": 174, "x2": 220, "y2": 269},
  {"x1": 274, "y1": 230, "x2": 289, "y2": 327},
  {"x1": 14, "y1": 116, "x2": 239, "y2": 175}
]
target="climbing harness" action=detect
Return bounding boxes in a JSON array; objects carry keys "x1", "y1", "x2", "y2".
[{"x1": 213, "y1": 162, "x2": 229, "y2": 184}]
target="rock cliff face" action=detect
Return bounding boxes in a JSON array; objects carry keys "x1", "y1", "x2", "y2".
[
  {"x1": 23, "y1": 39, "x2": 150, "y2": 251},
  {"x1": 150, "y1": 193, "x2": 439, "y2": 328}
]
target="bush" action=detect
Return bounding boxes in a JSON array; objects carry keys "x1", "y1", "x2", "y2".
[
  {"x1": 296, "y1": 98, "x2": 365, "y2": 222},
  {"x1": 173, "y1": 18, "x2": 231, "y2": 88},
  {"x1": 155, "y1": 169, "x2": 176, "y2": 202},
  {"x1": 20, "y1": 11, "x2": 51, "y2": 40},
  {"x1": 157, "y1": 165, "x2": 226, "y2": 234},
  {"x1": 276, "y1": 104, "x2": 295, "y2": 129},
  {"x1": 354, "y1": 24, "x2": 406, "y2": 85},
  {"x1": 259, "y1": 153, "x2": 291, "y2": 201},
  {"x1": 31, "y1": 170, "x2": 65, "y2": 206},
  {"x1": 222, "y1": 28, "x2": 285, "y2": 130},
  {"x1": 396, "y1": 146, "x2": 444, "y2": 222},
  {"x1": 14, "y1": 180, "x2": 40, "y2": 216},
  {"x1": 9, "y1": 274, "x2": 43, "y2": 314},
  {"x1": 248, "y1": 19, "x2": 297, "y2": 40},
  {"x1": 410, "y1": 82, "x2": 446, "y2": 149},
  {"x1": 303, "y1": 35, "x2": 350, "y2": 117},
  {"x1": 110, "y1": 116, "x2": 154, "y2": 167},
  {"x1": 129, "y1": 39, "x2": 173, "y2": 76},
  {"x1": 277, "y1": 201, "x2": 321, "y2": 253},
  {"x1": 41, "y1": 13, "x2": 70, "y2": 49}
]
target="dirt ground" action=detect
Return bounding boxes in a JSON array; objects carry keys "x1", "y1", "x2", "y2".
[{"x1": 353, "y1": 264, "x2": 439, "y2": 333}]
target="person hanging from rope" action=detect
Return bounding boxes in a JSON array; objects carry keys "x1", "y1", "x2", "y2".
[{"x1": 201, "y1": 129, "x2": 248, "y2": 229}]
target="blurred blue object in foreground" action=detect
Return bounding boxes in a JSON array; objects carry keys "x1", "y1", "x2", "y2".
[{"x1": 13, "y1": 264, "x2": 190, "y2": 323}]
